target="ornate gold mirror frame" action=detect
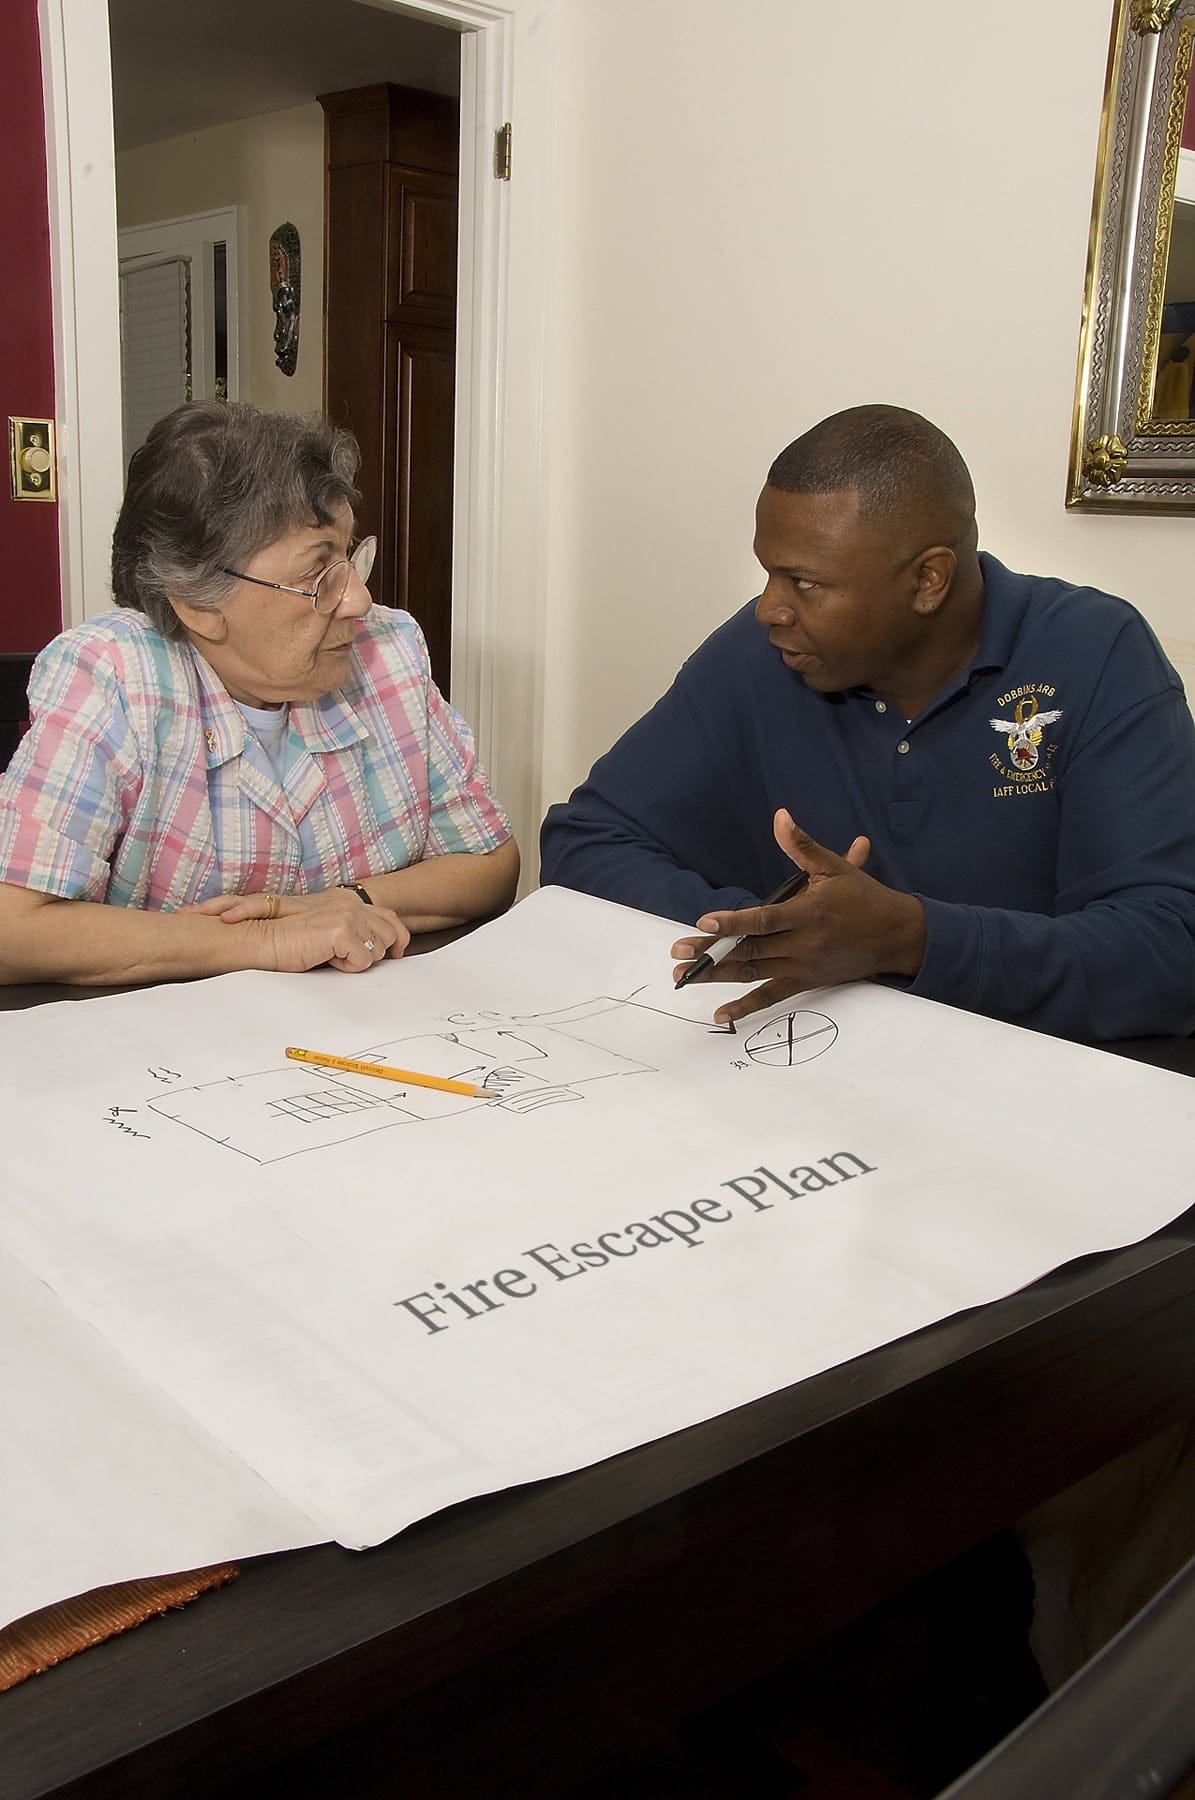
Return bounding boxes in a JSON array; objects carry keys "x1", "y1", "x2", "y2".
[{"x1": 1069, "y1": 0, "x2": 1195, "y2": 510}]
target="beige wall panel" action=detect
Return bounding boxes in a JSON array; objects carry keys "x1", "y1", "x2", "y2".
[
  {"x1": 117, "y1": 104, "x2": 325, "y2": 415},
  {"x1": 535, "y1": 0, "x2": 1195, "y2": 812}
]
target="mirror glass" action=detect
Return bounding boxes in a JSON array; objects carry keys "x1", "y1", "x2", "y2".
[{"x1": 1149, "y1": 60, "x2": 1195, "y2": 421}]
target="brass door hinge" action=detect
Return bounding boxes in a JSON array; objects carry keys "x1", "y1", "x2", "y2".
[{"x1": 494, "y1": 122, "x2": 512, "y2": 181}]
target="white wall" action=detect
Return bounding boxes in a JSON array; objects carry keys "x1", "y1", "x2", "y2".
[
  {"x1": 532, "y1": 0, "x2": 1195, "y2": 816},
  {"x1": 116, "y1": 104, "x2": 325, "y2": 414},
  {"x1": 97, "y1": 1, "x2": 1195, "y2": 852}
]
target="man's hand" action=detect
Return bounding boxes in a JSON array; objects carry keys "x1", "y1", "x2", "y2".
[
  {"x1": 189, "y1": 887, "x2": 410, "y2": 973},
  {"x1": 670, "y1": 808, "x2": 926, "y2": 1026}
]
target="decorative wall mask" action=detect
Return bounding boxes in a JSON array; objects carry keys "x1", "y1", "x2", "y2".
[{"x1": 268, "y1": 222, "x2": 301, "y2": 377}]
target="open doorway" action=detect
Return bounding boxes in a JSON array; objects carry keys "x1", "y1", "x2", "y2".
[
  {"x1": 108, "y1": 0, "x2": 461, "y2": 686},
  {"x1": 41, "y1": 0, "x2": 545, "y2": 878}
]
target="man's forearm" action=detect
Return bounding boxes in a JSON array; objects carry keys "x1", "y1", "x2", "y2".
[
  {"x1": 541, "y1": 810, "x2": 759, "y2": 925},
  {"x1": 913, "y1": 894, "x2": 1195, "y2": 1040}
]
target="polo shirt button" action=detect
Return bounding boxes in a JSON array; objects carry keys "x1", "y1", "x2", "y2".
[
  {"x1": 875, "y1": 700, "x2": 887, "y2": 714},
  {"x1": 897, "y1": 740, "x2": 910, "y2": 754}
]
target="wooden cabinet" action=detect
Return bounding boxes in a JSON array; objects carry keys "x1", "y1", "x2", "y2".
[{"x1": 320, "y1": 84, "x2": 458, "y2": 689}]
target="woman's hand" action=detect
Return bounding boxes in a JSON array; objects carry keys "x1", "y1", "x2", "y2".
[{"x1": 189, "y1": 887, "x2": 409, "y2": 973}]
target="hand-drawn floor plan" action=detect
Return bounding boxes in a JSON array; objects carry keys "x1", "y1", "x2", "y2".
[{"x1": 145, "y1": 990, "x2": 841, "y2": 1164}]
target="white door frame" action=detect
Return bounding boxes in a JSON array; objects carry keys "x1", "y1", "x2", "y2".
[
  {"x1": 38, "y1": 0, "x2": 124, "y2": 638},
  {"x1": 36, "y1": 0, "x2": 550, "y2": 877}
]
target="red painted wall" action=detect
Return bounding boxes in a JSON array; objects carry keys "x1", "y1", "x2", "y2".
[{"x1": 0, "y1": 2, "x2": 62, "y2": 656}]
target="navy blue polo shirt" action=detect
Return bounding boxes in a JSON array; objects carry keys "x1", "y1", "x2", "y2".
[{"x1": 540, "y1": 554, "x2": 1195, "y2": 1040}]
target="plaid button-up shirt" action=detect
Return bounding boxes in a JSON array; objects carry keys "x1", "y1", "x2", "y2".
[{"x1": 0, "y1": 608, "x2": 511, "y2": 910}]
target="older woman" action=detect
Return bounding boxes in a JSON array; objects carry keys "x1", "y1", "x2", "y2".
[{"x1": 0, "y1": 402, "x2": 518, "y2": 984}]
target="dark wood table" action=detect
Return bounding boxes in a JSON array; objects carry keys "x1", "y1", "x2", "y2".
[{"x1": 2, "y1": 971, "x2": 1193, "y2": 1800}]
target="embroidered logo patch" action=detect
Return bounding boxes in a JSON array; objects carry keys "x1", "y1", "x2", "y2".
[{"x1": 987, "y1": 689, "x2": 1062, "y2": 796}]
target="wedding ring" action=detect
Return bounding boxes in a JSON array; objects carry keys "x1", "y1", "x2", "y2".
[
  {"x1": 362, "y1": 936, "x2": 377, "y2": 953},
  {"x1": 264, "y1": 893, "x2": 280, "y2": 921}
]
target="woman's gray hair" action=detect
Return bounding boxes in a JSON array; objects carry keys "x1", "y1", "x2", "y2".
[{"x1": 111, "y1": 401, "x2": 362, "y2": 639}]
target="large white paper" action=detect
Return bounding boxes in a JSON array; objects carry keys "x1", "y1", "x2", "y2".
[{"x1": 2, "y1": 886, "x2": 1192, "y2": 1628}]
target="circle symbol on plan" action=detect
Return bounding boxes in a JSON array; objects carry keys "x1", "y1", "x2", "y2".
[{"x1": 744, "y1": 1011, "x2": 838, "y2": 1066}]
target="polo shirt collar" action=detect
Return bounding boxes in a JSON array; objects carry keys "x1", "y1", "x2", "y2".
[
  {"x1": 817, "y1": 551, "x2": 1027, "y2": 721},
  {"x1": 899, "y1": 552, "x2": 1026, "y2": 722},
  {"x1": 969, "y1": 552, "x2": 1028, "y2": 682}
]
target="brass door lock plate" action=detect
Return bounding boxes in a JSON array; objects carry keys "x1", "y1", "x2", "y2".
[{"x1": 9, "y1": 418, "x2": 57, "y2": 502}]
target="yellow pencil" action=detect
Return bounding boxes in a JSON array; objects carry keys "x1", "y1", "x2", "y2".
[{"x1": 284, "y1": 1045, "x2": 495, "y2": 1100}]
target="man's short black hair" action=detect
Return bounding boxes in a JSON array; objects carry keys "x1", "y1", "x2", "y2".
[{"x1": 767, "y1": 404, "x2": 976, "y2": 545}]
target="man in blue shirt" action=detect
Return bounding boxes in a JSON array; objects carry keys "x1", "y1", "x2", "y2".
[{"x1": 540, "y1": 405, "x2": 1195, "y2": 1041}]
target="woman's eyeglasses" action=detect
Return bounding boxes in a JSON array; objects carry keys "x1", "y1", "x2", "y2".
[{"x1": 220, "y1": 536, "x2": 377, "y2": 615}]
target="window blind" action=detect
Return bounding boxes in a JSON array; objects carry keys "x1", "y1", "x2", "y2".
[{"x1": 119, "y1": 255, "x2": 191, "y2": 471}]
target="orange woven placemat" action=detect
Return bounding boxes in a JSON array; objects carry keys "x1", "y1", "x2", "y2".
[{"x1": 0, "y1": 1563, "x2": 239, "y2": 1692}]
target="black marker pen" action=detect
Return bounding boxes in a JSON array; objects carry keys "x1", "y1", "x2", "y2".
[{"x1": 674, "y1": 868, "x2": 810, "y2": 990}]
